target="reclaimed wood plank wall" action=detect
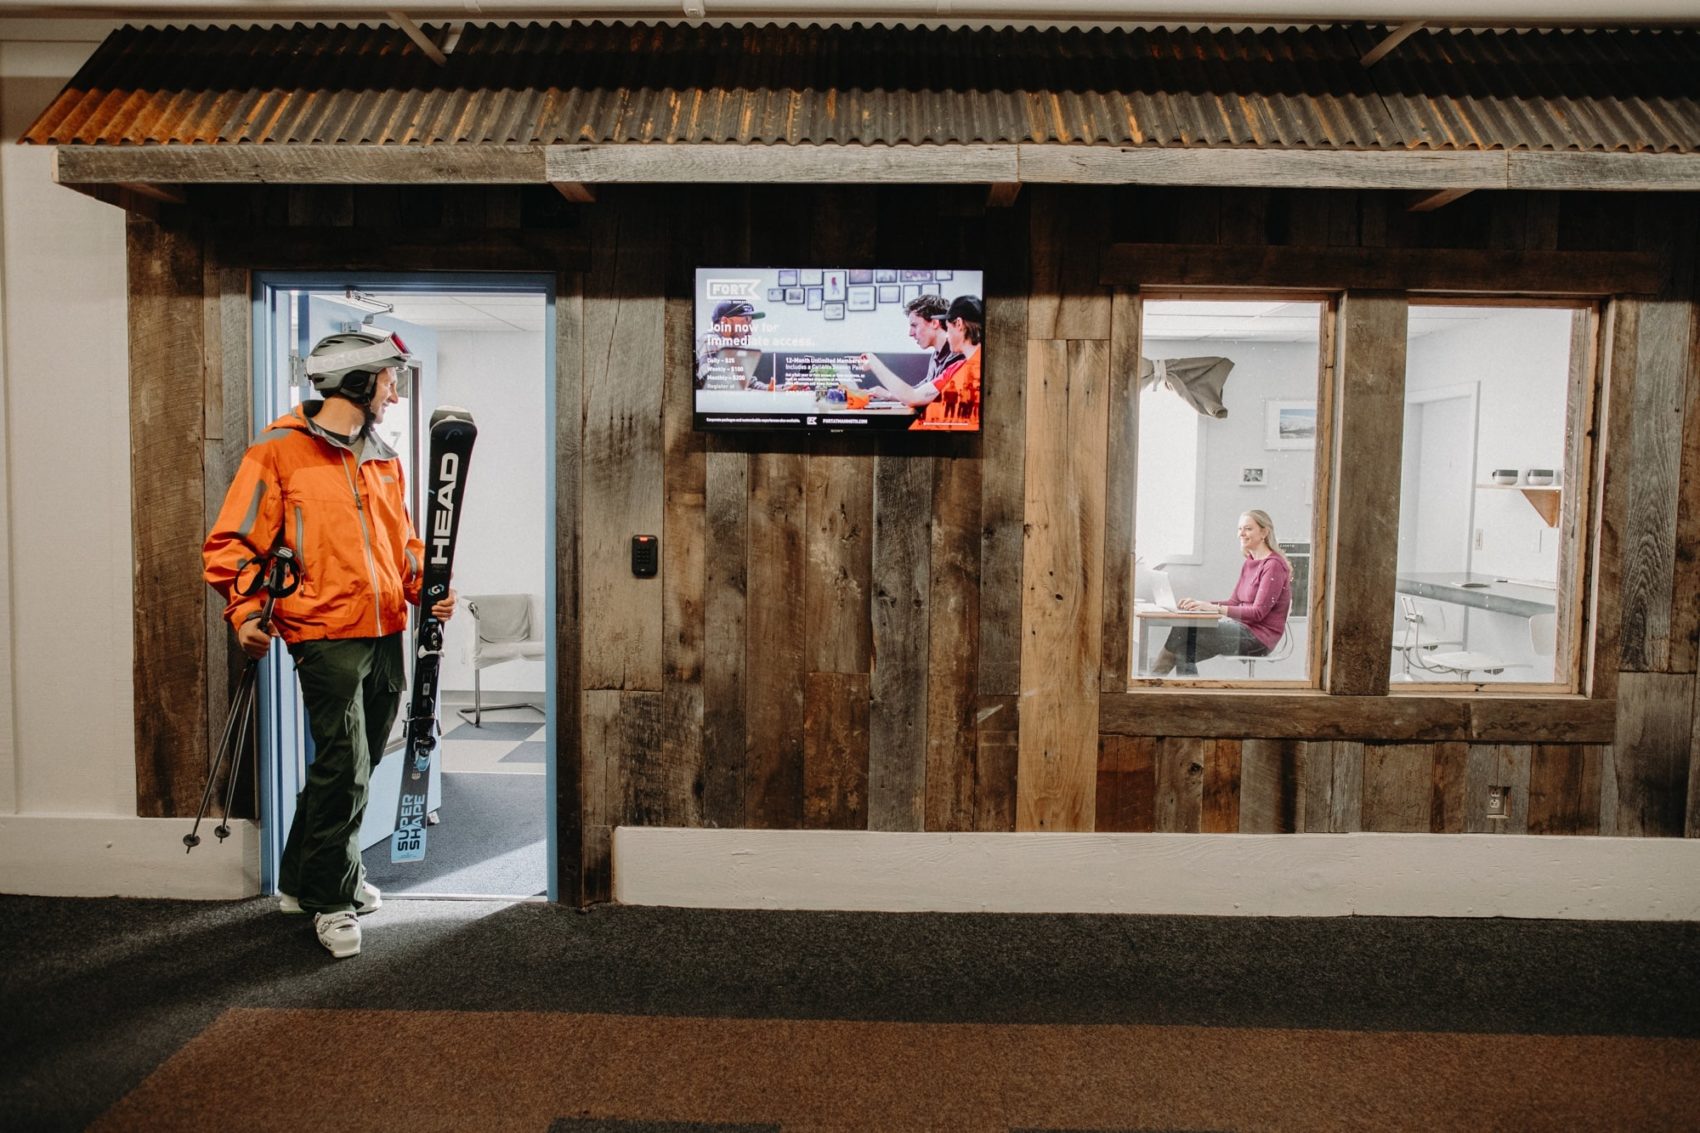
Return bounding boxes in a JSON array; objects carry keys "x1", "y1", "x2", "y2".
[
  {"x1": 566, "y1": 185, "x2": 1697, "y2": 891},
  {"x1": 127, "y1": 183, "x2": 1700, "y2": 899}
]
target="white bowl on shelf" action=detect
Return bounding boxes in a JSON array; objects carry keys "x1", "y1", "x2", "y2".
[
  {"x1": 1490, "y1": 469, "x2": 1518, "y2": 485},
  {"x1": 1525, "y1": 469, "x2": 1556, "y2": 486}
]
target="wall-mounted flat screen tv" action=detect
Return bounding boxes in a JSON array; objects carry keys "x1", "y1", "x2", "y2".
[{"x1": 694, "y1": 267, "x2": 985, "y2": 433}]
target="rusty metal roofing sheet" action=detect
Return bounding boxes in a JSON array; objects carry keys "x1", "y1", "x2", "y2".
[{"x1": 22, "y1": 20, "x2": 1700, "y2": 153}]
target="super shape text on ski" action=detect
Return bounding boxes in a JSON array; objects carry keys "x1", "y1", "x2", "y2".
[{"x1": 391, "y1": 406, "x2": 477, "y2": 863}]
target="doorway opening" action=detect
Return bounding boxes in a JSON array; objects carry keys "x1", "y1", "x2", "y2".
[{"x1": 252, "y1": 272, "x2": 557, "y2": 902}]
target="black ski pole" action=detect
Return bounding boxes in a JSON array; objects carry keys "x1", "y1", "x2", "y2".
[
  {"x1": 211, "y1": 665, "x2": 259, "y2": 844},
  {"x1": 186, "y1": 547, "x2": 300, "y2": 852},
  {"x1": 184, "y1": 664, "x2": 253, "y2": 851}
]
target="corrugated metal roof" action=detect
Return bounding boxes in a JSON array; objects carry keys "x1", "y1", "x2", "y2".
[{"x1": 22, "y1": 20, "x2": 1700, "y2": 153}]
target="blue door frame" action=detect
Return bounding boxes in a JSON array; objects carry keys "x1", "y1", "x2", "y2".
[{"x1": 250, "y1": 271, "x2": 560, "y2": 902}]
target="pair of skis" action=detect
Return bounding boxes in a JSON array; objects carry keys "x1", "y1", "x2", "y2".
[{"x1": 390, "y1": 406, "x2": 477, "y2": 863}]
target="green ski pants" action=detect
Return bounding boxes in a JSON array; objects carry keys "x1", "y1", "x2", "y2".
[{"x1": 279, "y1": 634, "x2": 404, "y2": 914}]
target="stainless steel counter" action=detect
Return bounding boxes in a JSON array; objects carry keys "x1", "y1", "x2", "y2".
[{"x1": 1394, "y1": 572, "x2": 1556, "y2": 618}]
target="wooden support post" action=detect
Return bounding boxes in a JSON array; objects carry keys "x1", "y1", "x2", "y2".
[
  {"x1": 1324, "y1": 292, "x2": 1407, "y2": 695},
  {"x1": 128, "y1": 216, "x2": 208, "y2": 816}
]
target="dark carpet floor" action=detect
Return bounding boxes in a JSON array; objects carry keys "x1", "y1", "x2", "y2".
[{"x1": 2, "y1": 897, "x2": 1697, "y2": 1131}]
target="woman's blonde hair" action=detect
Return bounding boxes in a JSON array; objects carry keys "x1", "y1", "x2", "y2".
[{"x1": 1241, "y1": 509, "x2": 1290, "y2": 570}]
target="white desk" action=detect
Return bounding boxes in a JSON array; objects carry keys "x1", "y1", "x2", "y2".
[{"x1": 1133, "y1": 605, "x2": 1220, "y2": 676}]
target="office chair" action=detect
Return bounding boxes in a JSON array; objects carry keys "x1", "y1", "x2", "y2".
[
  {"x1": 1394, "y1": 595, "x2": 1506, "y2": 681},
  {"x1": 456, "y1": 593, "x2": 546, "y2": 726},
  {"x1": 1235, "y1": 624, "x2": 1295, "y2": 678}
]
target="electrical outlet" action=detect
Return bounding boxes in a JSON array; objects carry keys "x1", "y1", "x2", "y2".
[{"x1": 1487, "y1": 785, "x2": 1508, "y2": 819}]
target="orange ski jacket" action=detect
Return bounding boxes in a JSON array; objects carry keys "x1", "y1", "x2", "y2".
[{"x1": 204, "y1": 403, "x2": 425, "y2": 643}]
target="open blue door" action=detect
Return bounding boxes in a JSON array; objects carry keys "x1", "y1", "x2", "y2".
[
  {"x1": 253, "y1": 272, "x2": 557, "y2": 902},
  {"x1": 297, "y1": 294, "x2": 444, "y2": 852},
  {"x1": 253, "y1": 286, "x2": 443, "y2": 887}
]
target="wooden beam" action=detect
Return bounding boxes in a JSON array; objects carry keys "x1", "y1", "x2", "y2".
[
  {"x1": 548, "y1": 144, "x2": 1019, "y2": 185},
  {"x1": 1406, "y1": 187, "x2": 1475, "y2": 213},
  {"x1": 1019, "y1": 146, "x2": 1506, "y2": 190},
  {"x1": 50, "y1": 143, "x2": 1700, "y2": 194},
  {"x1": 1101, "y1": 290, "x2": 1140, "y2": 692},
  {"x1": 1101, "y1": 243, "x2": 1668, "y2": 296},
  {"x1": 127, "y1": 216, "x2": 208, "y2": 816},
  {"x1": 1325, "y1": 291, "x2": 1406, "y2": 695},
  {"x1": 554, "y1": 269, "x2": 585, "y2": 903},
  {"x1": 1021, "y1": 147, "x2": 1700, "y2": 192},
  {"x1": 551, "y1": 181, "x2": 597, "y2": 204},
  {"x1": 1360, "y1": 20, "x2": 1427, "y2": 68},
  {"x1": 1017, "y1": 339, "x2": 1111, "y2": 832},
  {"x1": 208, "y1": 227, "x2": 588, "y2": 272},
  {"x1": 388, "y1": 11, "x2": 447, "y2": 66},
  {"x1": 56, "y1": 144, "x2": 548, "y2": 186},
  {"x1": 1099, "y1": 692, "x2": 1617, "y2": 743},
  {"x1": 1506, "y1": 151, "x2": 1700, "y2": 191}
]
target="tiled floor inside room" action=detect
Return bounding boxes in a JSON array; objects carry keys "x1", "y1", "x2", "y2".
[{"x1": 437, "y1": 707, "x2": 548, "y2": 775}]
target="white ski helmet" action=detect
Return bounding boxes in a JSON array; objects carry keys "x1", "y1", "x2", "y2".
[{"x1": 303, "y1": 328, "x2": 414, "y2": 400}]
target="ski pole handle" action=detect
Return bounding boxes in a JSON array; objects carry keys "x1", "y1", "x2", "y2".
[{"x1": 254, "y1": 546, "x2": 302, "y2": 633}]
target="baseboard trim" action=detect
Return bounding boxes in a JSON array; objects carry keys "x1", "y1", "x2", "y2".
[
  {"x1": 0, "y1": 815, "x2": 259, "y2": 899},
  {"x1": 613, "y1": 828, "x2": 1700, "y2": 920}
]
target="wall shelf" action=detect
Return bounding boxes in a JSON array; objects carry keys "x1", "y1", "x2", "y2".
[{"x1": 1478, "y1": 483, "x2": 1561, "y2": 527}]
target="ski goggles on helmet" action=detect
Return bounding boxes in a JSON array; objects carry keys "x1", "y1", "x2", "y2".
[{"x1": 303, "y1": 331, "x2": 415, "y2": 378}]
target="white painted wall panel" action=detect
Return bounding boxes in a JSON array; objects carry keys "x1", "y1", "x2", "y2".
[
  {"x1": 1, "y1": 38, "x2": 135, "y2": 823},
  {"x1": 434, "y1": 326, "x2": 550, "y2": 697}
]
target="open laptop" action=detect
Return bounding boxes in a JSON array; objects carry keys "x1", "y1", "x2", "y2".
[{"x1": 1136, "y1": 567, "x2": 1181, "y2": 613}]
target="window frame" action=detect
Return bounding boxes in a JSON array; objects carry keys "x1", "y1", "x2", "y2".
[
  {"x1": 1390, "y1": 296, "x2": 1602, "y2": 697},
  {"x1": 1121, "y1": 288, "x2": 1337, "y2": 691},
  {"x1": 1102, "y1": 276, "x2": 1622, "y2": 744}
]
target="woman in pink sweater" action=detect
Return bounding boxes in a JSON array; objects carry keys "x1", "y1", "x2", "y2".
[{"x1": 1153, "y1": 509, "x2": 1293, "y2": 676}]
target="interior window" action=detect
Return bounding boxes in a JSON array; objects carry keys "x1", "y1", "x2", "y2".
[
  {"x1": 1393, "y1": 303, "x2": 1585, "y2": 689},
  {"x1": 1132, "y1": 298, "x2": 1324, "y2": 685}
]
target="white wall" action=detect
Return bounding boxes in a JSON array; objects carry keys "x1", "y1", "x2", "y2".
[
  {"x1": 1, "y1": 35, "x2": 133, "y2": 816},
  {"x1": 433, "y1": 326, "x2": 549, "y2": 697},
  {"x1": 1143, "y1": 338, "x2": 1320, "y2": 602},
  {"x1": 0, "y1": 32, "x2": 239, "y2": 897},
  {"x1": 1406, "y1": 307, "x2": 1571, "y2": 585}
]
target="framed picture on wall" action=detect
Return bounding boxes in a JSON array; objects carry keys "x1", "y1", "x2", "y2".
[
  {"x1": 1265, "y1": 400, "x2": 1317, "y2": 450},
  {"x1": 847, "y1": 285, "x2": 877, "y2": 312},
  {"x1": 1241, "y1": 466, "x2": 1267, "y2": 486}
]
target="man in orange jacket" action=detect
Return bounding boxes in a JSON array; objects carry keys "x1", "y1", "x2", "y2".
[{"x1": 204, "y1": 328, "x2": 456, "y2": 959}]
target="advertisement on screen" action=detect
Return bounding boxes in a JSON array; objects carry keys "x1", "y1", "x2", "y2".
[{"x1": 693, "y1": 267, "x2": 985, "y2": 433}]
